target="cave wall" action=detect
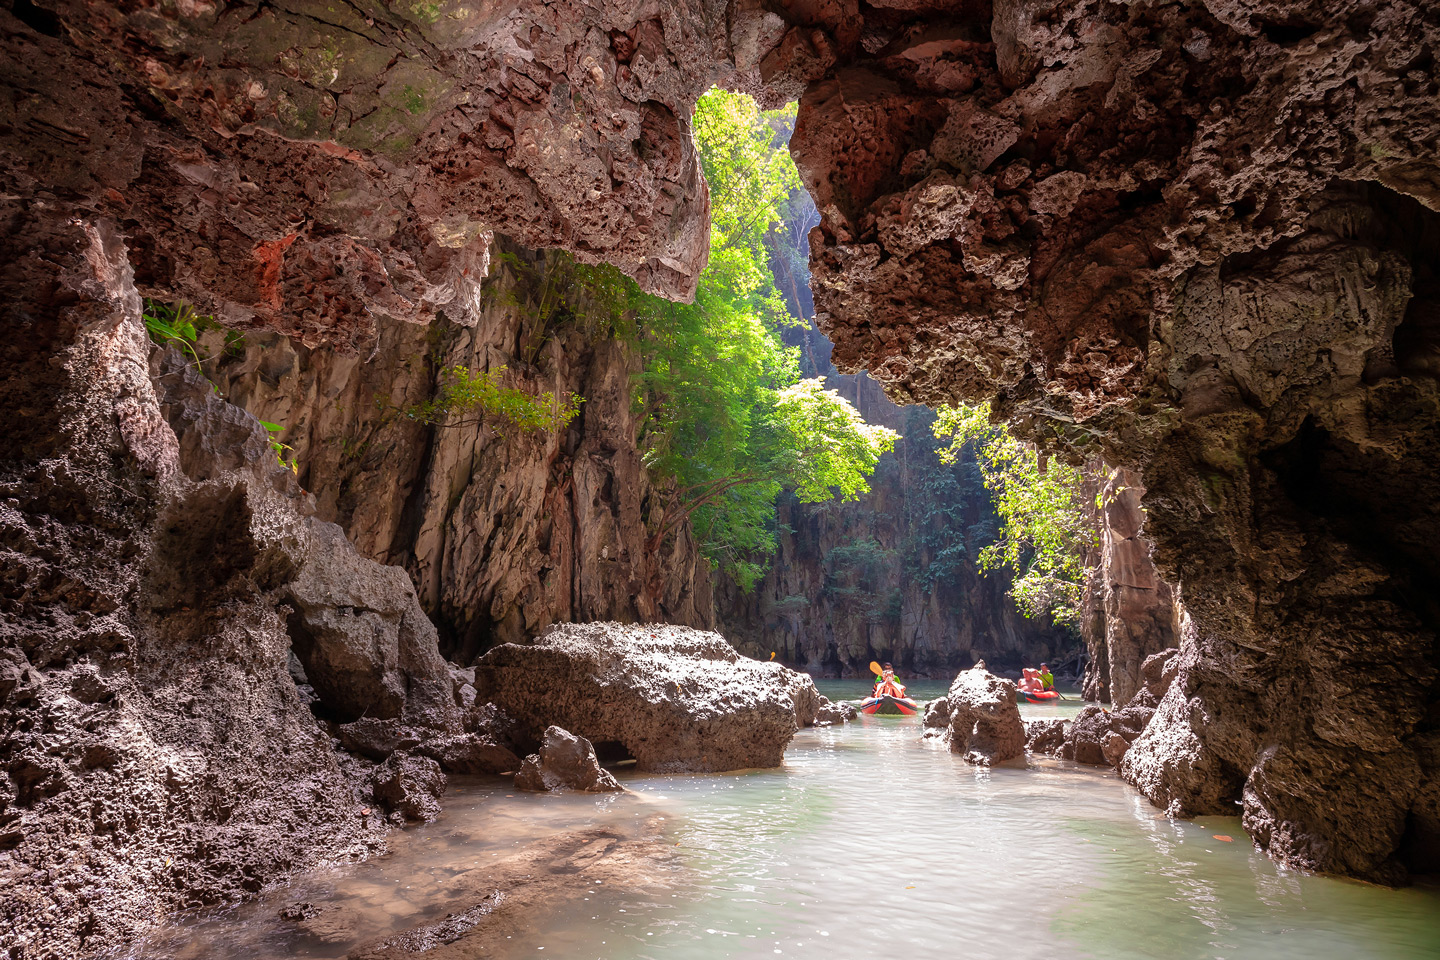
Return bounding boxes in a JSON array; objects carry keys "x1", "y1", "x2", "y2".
[
  {"x1": 2, "y1": 0, "x2": 1439, "y2": 904},
  {"x1": 717, "y1": 326, "x2": 1073, "y2": 676},
  {"x1": 203, "y1": 244, "x2": 714, "y2": 664},
  {"x1": 1079, "y1": 466, "x2": 1180, "y2": 705},
  {"x1": 775, "y1": 0, "x2": 1440, "y2": 883},
  {"x1": 0, "y1": 210, "x2": 516, "y2": 956}
]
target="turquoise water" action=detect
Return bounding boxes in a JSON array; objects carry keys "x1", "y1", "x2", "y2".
[{"x1": 132, "y1": 695, "x2": 1440, "y2": 959}]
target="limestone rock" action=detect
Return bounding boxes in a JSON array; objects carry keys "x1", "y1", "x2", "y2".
[
  {"x1": 1024, "y1": 718, "x2": 1067, "y2": 756},
  {"x1": 944, "y1": 667, "x2": 1026, "y2": 766},
  {"x1": 475, "y1": 622, "x2": 819, "y2": 772},
  {"x1": 1078, "y1": 469, "x2": 1181, "y2": 705},
  {"x1": 514, "y1": 726, "x2": 622, "y2": 793},
  {"x1": 373, "y1": 753, "x2": 447, "y2": 823},
  {"x1": 205, "y1": 246, "x2": 716, "y2": 662},
  {"x1": 814, "y1": 696, "x2": 858, "y2": 725}
]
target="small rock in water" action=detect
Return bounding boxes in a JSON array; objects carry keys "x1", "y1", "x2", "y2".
[{"x1": 514, "y1": 726, "x2": 623, "y2": 793}]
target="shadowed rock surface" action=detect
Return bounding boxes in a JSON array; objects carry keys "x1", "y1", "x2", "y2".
[
  {"x1": 1079, "y1": 468, "x2": 1180, "y2": 705},
  {"x1": 1044, "y1": 649, "x2": 1180, "y2": 769},
  {"x1": 0, "y1": 213, "x2": 519, "y2": 957},
  {"x1": 941, "y1": 667, "x2": 1026, "y2": 766},
  {"x1": 204, "y1": 245, "x2": 715, "y2": 662},
  {"x1": 475, "y1": 622, "x2": 822, "y2": 772},
  {"x1": 514, "y1": 725, "x2": 623, "y2": 793}
]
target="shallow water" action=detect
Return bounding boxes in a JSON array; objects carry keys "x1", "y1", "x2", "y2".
[{"x1": 132, "y1": 688, "x2": 1440, "y2": 959}]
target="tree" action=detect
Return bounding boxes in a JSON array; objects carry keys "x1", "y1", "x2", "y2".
[
  {"x1": 932, "y1": 404, "x2": 1092, "y2": 625},
  {"x1": 605, "y1": 88, "x2": 898, "y2": 589}
]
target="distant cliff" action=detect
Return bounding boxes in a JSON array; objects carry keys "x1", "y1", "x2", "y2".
[{"x1": 717, "y1": 327, "x2": 1075, "y2": 677}]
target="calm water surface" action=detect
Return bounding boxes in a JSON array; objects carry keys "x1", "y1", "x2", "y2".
[{"x1": 132, "y1": 683, "x2": 1440, "y2": 959}]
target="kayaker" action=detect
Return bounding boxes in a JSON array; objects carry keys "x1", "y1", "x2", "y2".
[
  {"x1": 1039, "y1": 663, "x2": 1055, "y2": 691},
  {"x1": 873, "y1": 662, "x2": 906, "y2": 698},
  {"x1": 1018, "y1": 668, "x2": 1043, "y2": 694}
]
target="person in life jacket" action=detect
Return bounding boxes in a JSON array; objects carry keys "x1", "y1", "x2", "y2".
[
  {"x1": 873, "y1": 662, "x2": 907, "y2": 698},
  {"x1": 1039, "y1": 663, "x2": 1055, "y2": 691}
]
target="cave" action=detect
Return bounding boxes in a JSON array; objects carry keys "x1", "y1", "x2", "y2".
[{"x1": 2, "y1": 0, "x2": 1439, "y2": 955}]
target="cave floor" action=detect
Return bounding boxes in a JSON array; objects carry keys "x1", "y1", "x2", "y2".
[{"x1": 130, "y1": 697, "x2": 1440, "y2": 960}]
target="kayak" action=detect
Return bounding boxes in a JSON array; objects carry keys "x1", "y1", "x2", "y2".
[
  {"x1": 1017, "y1": 688, "x2": 1060, "y2": 703},
  {"x1": 859, "y1": 695, "x2": 921, "y2": 716}
]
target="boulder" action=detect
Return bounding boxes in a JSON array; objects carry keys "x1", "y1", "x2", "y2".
[
  {"x1": 475, "y1": 622, "x2": 819, "y2": 772},
  {"x1": 922, "y1": 697, "x2": 951, "y2": 739},
  {"x1": 1061, "y1": 702, "x2": 1160, "y2": 769},
  {"x1": 814, "y1": 695, "x2": 858, "y2": 725},
  {"x1": 514, "y1": 726, "x2": 623, "y2": 793},
  {"x1": 285, "y1": 521, "x2": 458, "y2": 731},
  {"x1": 944, "y1": 667, "x2": 1026, "y2": 766},
  {"x1": 1024, "y1": 718, "x2": 1067, "y2": 755},
  {"x1": 372, "y1": 753, "x2": 446, "y2": 823}
]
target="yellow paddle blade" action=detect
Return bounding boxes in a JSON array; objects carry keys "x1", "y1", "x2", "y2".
[{"x1": 869, "y1": 660, "x2": 883, "y2": 678}]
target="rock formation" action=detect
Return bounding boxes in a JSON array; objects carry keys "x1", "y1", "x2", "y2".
[
  {"x1": 1078, "y1": 467, "x2": 1180, "y2": 704},
  {"x1": 515, "y1": 725, "x2": 623, "y2": 793},
  {"x1": 0, "y1": 215, "x2": 512, "y2": 956},
  {"x1": 0, "y1": 0, "x2": 738, "y2": 356},
  {"x1": 1036, "y1": 649, "x2": 1179, "y2": 768},
  {"x1": 719, "y1": 324, "x2": 1074, "y2": 675},
  {"x1": 3, "y1": 0, "x2": 1439, "y2": 904},
  {"x1": 203, "y1": 245, "x2": 714, "y2": 663},
  {"x1": 939, "y1": 667, "x2": 1026, "y2": 766},
  {"x1": 774, "y1": 0, "x2": 1440, "y2": 883},
  {"x1": 475, "y1": 622, "x2": 823, "y2": 772}
]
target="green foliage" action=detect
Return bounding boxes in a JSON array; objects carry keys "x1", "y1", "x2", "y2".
[
  {"x1": 933, "y1": 404, "x2": 1092, "y2": 625},
  {"x1": 142, "y1": 299, "x2": 206, "y2": 364},
  {"x1": 403, "y1": 365, "x2": 583, "y2": 434},
  {"x1": 259, "y1": 421, "x2": 299, "y2": 474},
  {"x1": 565, "y1": 88, "x2": 896, "y2": 589}
]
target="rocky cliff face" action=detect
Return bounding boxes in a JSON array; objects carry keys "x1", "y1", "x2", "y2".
[
  {"x1": 0, "y1": 213, "x2": 512, "y2": 956},
  {"x1": 718, "y1": 327, "x2": 1072, "y2": 676},
  {"x1": 1079, "y1": 467, "x2": 1180, "y2": 705},
  {"x1": 780, "y1": 0, "x2": 1440, "y2": 883},
  {"x1": 204, "y1": 244, "x2": 713, "y2": 664},
  {"x1": 4, "y1": 0, "x2": 1439, "y2": 897}
]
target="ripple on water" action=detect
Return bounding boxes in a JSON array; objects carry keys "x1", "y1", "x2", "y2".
[{"x1": 127, "y1": 701, "x2": 1440, "y2": 960}]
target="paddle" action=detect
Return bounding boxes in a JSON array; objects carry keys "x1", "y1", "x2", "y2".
[{"x1": 869, "y1": 660, "x2": 883, "y2": 678}]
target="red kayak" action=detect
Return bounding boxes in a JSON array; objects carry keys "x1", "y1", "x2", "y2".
[
  {"x1": 1017, "y1": 688, "x2": 1060, "y2": 703},
  {"x1": 859, "y1": 695, "x2": 921, "y2": 716}
]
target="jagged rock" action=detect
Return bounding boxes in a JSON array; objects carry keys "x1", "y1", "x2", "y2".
[
  {"x1": 475, "y1": 622, "x2": 820, "y2": 772},
  {"x1": 0, "y1": 0, "x2": 732, "y2": 357},
  {"x1": 1061, "y1": 707, "x2": 1115, "y2": 767},
  {"x1": 205, "y1": 247, "x2": 715, "y2": 662},
  {"x1": 1024, "y1": 719, "x2": 1067, "y2": 756},
  {"x1": 373, "y1": 753, "x2": 446, "y2": 823},
  {"x1": 1078, "y1": 468, "x2": 1180, "y2": 705},
  {"x1": 514, "y1": 726, "x2": 622, "y2": 793},
  {"x1": 944, "y1": 667, "x2": 1025, "y2": 766},
  {"x1": 813, "y1": 696, "x2": 858, "y2": 725},
  {"x1": 923, "y1": 697, "x2": 951, "y2": 729}
]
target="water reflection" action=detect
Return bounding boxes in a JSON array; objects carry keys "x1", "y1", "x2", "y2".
[{"x1": 130, "y1": 701, "x2": 1440, "y2": 960}]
